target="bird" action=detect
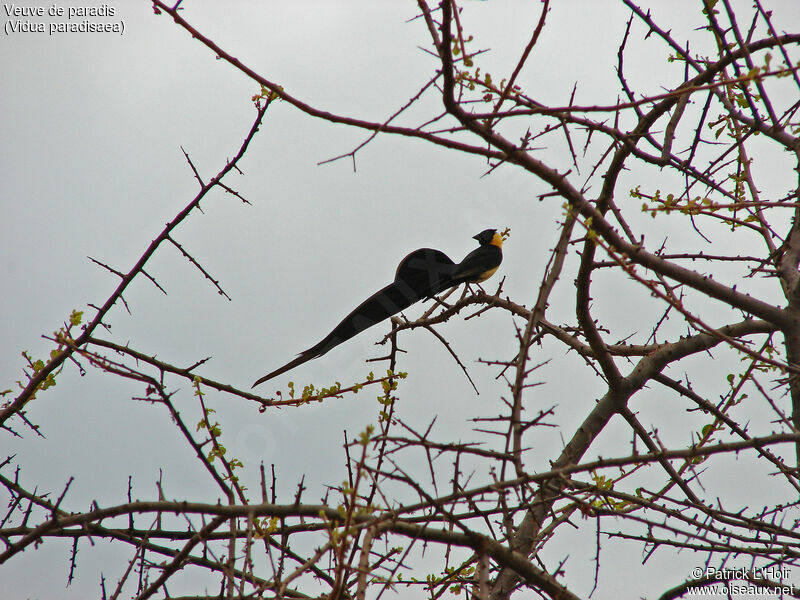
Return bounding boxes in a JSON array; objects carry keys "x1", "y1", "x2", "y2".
[{"x1": 252, "y1": 229, "x2": 503, "y2": 387}]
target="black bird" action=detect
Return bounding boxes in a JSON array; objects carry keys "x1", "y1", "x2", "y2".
[{"x1": 252, "y1": 229, "x2": 503, "y2": 387}]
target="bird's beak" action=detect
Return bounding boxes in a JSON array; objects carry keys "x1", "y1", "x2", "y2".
[{"x1": 472, "y1": 233, "x2": 480, "y2": 241}]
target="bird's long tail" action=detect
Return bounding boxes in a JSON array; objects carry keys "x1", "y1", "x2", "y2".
[{"x1": 252, "y1": 248, "x2": 456, "y2": 387}]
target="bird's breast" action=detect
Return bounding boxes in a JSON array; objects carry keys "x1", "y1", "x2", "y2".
[{"x1": 474, "y1": 265, "x2": 499, "y2": 282}]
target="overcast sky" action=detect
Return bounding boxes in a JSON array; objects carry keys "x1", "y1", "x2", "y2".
[{"x1": 3, "y1": 1, "x2": 800, "y2": 598}]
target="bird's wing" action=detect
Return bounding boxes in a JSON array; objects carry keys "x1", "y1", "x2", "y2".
[{"x1": 449, "y1": 245, "x2": 503, "y2": 285}]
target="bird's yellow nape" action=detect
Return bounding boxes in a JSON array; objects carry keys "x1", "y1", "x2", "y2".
[{"x1": 490, "y1": 232, "x2": 504, "y2": 248}]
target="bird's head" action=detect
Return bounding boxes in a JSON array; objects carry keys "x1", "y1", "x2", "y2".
[{"x1": 473, "y1": 228, "x2": 502, "y2": 248}]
